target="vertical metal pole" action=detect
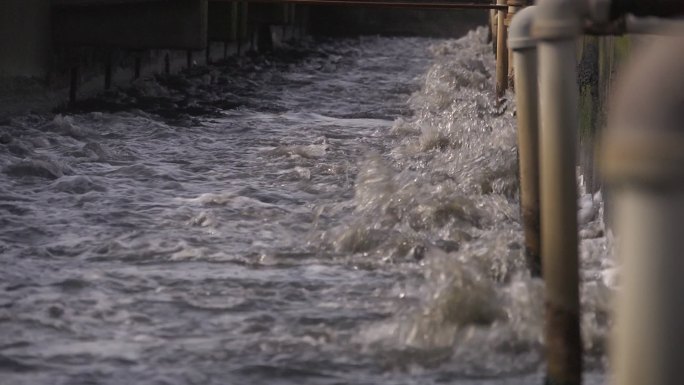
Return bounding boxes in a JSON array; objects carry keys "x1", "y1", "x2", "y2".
[
  {"x1": 495, "y1": 0, "x2": 508, "y2": 100},
  {"x1": 238, "y1": 1, "x2": 248, "y2": 55},
  {"x1": 505, "y1": 0, "x2": 523, "y2": 90},
  {"x1": 611, "y1": 188, "x2": 684, "y2": 385},
  {"x1": 237, "y1": 7, "x2": 243, "y2": 55},
  {"x1": 510, "y1": 6, "x2": 540, "y2": 277},
  {"x1": 539, "y1": 37, "x2": 582, "y2": 385},
  {"x1": 228, "y1": 0, "x2": 238, "y2": 57},
  {"x1": 164, "y1": 53, "x2": 171, "y2": 75},
  {"x1": 243, "y1": 1, "x2": 251, "y2": 52},
  {"x1": 289, "y1": 4, "x2": 296, "y2": 39},
  {"x1": 69, "y1": 66, "x2": 78, "y2": 105},
  {"x1": 250, "y1": 23, "x2": 257, "y2": 52},
  {"x1": 535, "y1": 2, "x2": 582, "y2": 381},
  {"x1": 134, "y1": 55, "x2": 142, "y2": 80},
  {"x1": 490, "y1": 8, "x2": 498, "y2": 53},
  {"x1": 283, "y1": 4, "x2": 290, "y2": 40},
  {"x1": 604, "y1": 34, "x2": 684, "y2": 385},
  {"x1": 104, "y1": 54, "x2": 112, "y2": 90},
  {"x1": 298, "y1": 4, "x2": 304, "y2": 38}
]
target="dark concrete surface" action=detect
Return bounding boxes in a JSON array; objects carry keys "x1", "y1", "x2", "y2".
[
  {"x1": 52, "y1": 0, "x2": 208, "y2": 49},
  {"x1": 309, "y1": 6, "x2": 487, "y2": 37}
]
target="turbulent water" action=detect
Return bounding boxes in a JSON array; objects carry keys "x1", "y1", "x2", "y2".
[{"x1": 0, "y1": 29, "x2": 614, "y2": 385}]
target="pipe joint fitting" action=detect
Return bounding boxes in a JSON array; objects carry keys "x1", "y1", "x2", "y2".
[
  {"x1": 588, "y1": 0, "x2": 611, "y2": 23},
  {"x1": 604, "y1": 132, "x2": 684, "y2": 189},
  {"x1": 505, "y1": 0, "x2": 524, "y2": 27},
  {"x1": 505, "y1": 11, "x2": 515, "y2": 27},
  {"x1": 533, "y1": 0, "x2": 588, "y2": 39},
  {"x1": 533, "y1": 18, "x2": 582, "y2": 39},
  {"x1": 509, "y1": 6, "x2": 537, "y2": 50},
  {"x1": 603, "y1": 33, "x2": 684, "y2": 190}
]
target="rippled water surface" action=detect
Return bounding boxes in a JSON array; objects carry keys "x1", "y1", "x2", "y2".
[{"x1": 1, "y1": 30, "x2": 613, "y2": 385}]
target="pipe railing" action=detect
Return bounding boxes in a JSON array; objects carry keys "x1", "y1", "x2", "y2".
[
  {"x1": 505, "y1": 1, "x2": 684, "y2": 384},
  {"x1": 495, "y1": 0, "x2": 508, "y2": 100},
  {"x1": 533, "y1": 1, "x2": 585, "y2": 383},
  {"x1": 602, "y1": 33, "x2": 684, "y2": 385},
  {"x1": 509, "y1": 6, "x2": 540, "y2": 277}
]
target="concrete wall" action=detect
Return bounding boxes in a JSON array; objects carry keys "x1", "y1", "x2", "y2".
[
  {"x1": 52, "y1": 0, "x2": 208, "y2": 49},
  {"x1": 0, "y1": 0, "x2": 294, "y2": 119},
  {"x1": 0, "y1": 1, "x2": 485, "y2": 119},
  {"x1": 0, "y1": 0, "x2": 52, "y2": 78}
]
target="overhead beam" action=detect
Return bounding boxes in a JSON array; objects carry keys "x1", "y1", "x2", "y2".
[{"x1": 212, "y1": 0, "x2": 506, "y2": 10}]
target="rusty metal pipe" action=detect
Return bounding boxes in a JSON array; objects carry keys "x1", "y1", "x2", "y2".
[
  {"x1": 509, "y1": 6, "x2": 540, "y2": 277},
  {"x1": 533, "y1": 0, "x2": 590, "y2": 383},
  {"x1": 490, "y1": 8, "x2": 498, "y2": 52},
  {"x1": 603, "y1": 32, "x2": 684, "y2": 385},
  {"x1": 495, "y1": 0, "x2": 508, "y2": 100},
  {"x1": 505, "y1": 0, "x2": 524, "y2": 89}
]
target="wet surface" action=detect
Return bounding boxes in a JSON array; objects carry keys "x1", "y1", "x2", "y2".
[{"x1": 0, "y1": 31, "x2": 613, "y2": 384}]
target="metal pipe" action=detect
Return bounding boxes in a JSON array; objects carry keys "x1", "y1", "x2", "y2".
[
  {"x1": 603, "y1": 32, "x2": 684, "y2": 385},
  {"x1": 495, "y1": 0, "x2": 508, "y2": 100},
  {"x1": 505, "y1": 0, "x2": 523, "y2": 89},
  {"x1": 533, "y1": 0, "x2": 589, "y2": 383},
  {"x1": 215, "y1": 0, "x2": 507, "y2": 10},
  {"x1": 490, "y1": 7, "x2": 498, "y2": 53},
  {"x1": 509, "y1": 6, "x2": 540, "y2": 277}
]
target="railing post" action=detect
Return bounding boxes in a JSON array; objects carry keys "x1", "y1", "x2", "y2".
[
  {"x1": 104, "y1": 52, "x2": 112, "y2": 90},
  {"x1": 603, "y1": 32, "x2": 684, "y2": 385},
  {"x1": 509, "y1": 6, "x2": 540, "y2": 277},
  {"x1": 495, "y1": 0, "x2": 508, "y2": 101},
  {"x1": 134, "y1": 53, "x2": 142, "y2": 79},
  {"x1": 69, "y1": 65, "x2": 79, "y2": 105},
  {"x1": 505, "y1": 0, "x2": 524, "y2": 89},
  {"x1": 533, "y1": 0, "x2": 588, "y2": 383}
]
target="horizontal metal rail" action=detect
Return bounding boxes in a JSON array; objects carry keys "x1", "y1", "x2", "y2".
[
  {"x1": 54, "y1": 0, "x2": 504, "y2": 10},
  {"x1": 216, "y1": 0, "x2": 506, "y2": 10}
]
